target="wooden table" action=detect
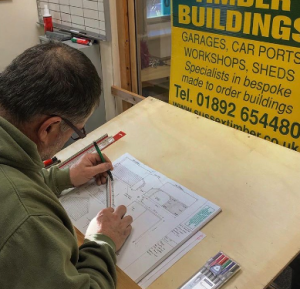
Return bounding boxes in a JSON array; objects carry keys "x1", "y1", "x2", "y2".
[{"x1": 57, "y1": 97, "x2": 300, "y2": 289}]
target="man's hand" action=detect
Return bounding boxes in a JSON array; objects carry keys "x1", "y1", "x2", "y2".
[
  {"x1": 69, "y1": 153, "x2": 113, "y2": 187},
  {"x1": 85, "y1": 206, "x2": 133, "y2": 251}
]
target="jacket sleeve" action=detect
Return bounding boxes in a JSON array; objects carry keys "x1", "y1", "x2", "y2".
[
  {"x1": 0, "y1": 215, "x2": 117, "y2": 289},
  {"x1": 41, "y1": 166, "x2": 74, "y2": 196}
]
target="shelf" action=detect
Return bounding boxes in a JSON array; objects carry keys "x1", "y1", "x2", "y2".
[{"x1": 141, "y1": 64, "x2": 170, "y2": 82}]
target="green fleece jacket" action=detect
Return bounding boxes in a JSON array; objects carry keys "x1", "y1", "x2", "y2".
[{"x1": 0, "y1": 117, "x2": 117, "y2": 288}]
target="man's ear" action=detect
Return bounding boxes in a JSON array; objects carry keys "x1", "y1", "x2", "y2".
[{"x1": 37, "y1": 116, "x2": 62, "y2": 145}]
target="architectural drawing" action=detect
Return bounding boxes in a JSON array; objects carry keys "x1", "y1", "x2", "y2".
[{"x1": 60, "y1": 153, "x2": 221, "y2": 282}]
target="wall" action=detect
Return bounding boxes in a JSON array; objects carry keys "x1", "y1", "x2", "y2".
[
  {"x1": 0, "y1": 0, "x2": 120, "y2": 120},
  {"x1": 0, "y1": 0, "x2": 43, "y2": 72}
]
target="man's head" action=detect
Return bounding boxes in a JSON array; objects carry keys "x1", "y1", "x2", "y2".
[{"x1": 0, "y1": 42, "x2": 101, "y2": 160}]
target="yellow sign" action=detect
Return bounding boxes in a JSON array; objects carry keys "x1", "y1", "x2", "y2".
[{"x1": 170, "y1": 0, "x2": 300, "y2": 151}]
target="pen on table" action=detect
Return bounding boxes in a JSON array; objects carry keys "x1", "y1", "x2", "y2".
[
  {"x1": 215, "y1": 264, "x2": 240, "y2": 285},
  {"x1": 215, "y1": 261, "x2": 236, "y2": 282},
  {"x1": 211, "y1": 260, "x2": 233, "y2": 282},
  {"x1": 201, "y1": 252, "x2": 222, "y2": 274},
  {"x1": 219, "y1": 261, "x2": 236, "y2": 276},
  {"x1": 43, "y1": 157, "x2": 61, "y2": 168},
  {"x1": 43, "y1": 156, "x2": 57, "y2": 167},
  {"x1": 210, "y1": 254, "x2": 225, "y2": 267},
  {"x1": 93, "y1": 141, "x2": 114, "y2": 181},
  {"x1": 207, "y1": 255, "x2": 228, "y2": 278},
  {"x1": 207, "y1": 254, "x2": 226, "y2": 276},
  {"x1": 219, "y1": 256, "x2": 229, "y2": 265}
]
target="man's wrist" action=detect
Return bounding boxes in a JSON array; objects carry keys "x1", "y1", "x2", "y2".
[
  {"x1": 85, "y1": 233, "x2": 116, "y2": 252},
  {"x1": 55, "y1": 167, "x2": 74, "y2": 192}
]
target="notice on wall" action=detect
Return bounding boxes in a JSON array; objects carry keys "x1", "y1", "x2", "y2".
[{"x1": 169, "y1": 0, "x2": 300, "y2": 151}]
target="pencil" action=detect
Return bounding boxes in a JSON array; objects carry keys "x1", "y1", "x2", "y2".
[{"x1": 93, "y1": 141, "x2": 114, "y2": 181}]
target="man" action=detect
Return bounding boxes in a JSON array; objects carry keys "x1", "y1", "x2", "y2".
[{"x1": 0, "y1": 42, "x2": 133, "y2": 288}]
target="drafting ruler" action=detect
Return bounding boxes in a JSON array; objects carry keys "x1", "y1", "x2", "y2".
[
  {"x1": 106, "y1": 176, "x2": 115, "y2": 208},
  {"x1": 59, "y1": 131, "x2": 126, "y2": 169}
]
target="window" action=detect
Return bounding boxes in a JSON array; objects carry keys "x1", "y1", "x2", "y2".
[
  {"x1": 146, "y1": 0, "x2": 170, "y2": 18},
  {"x1": 136, "y1": 0, "x2": 172, "y2": 102}
]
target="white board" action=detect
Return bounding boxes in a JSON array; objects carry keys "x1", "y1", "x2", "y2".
[{"x1": 36, "y1": 0, "x2": 110, "y2": 40}]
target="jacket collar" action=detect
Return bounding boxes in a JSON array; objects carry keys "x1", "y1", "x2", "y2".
[{"x1": 0, "y1": 117, "x2": 44, "y2": 172}]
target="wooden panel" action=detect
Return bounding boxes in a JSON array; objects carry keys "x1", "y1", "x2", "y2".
[
  {"x1": 56, "y1": 97, "x2": 300, "y2": 289},
  {"x1": 128, "y1": 0, "x2": 138, "y2": 94},
  {"x1": 116, "y1": 0, "x2": 133, "y2": 112},
  {"x1": 111, "y1": 86, "x2": 145, "y2": 105},
  {"x1": 135, "y1": 0, "x2": 147, "y2": 94}
]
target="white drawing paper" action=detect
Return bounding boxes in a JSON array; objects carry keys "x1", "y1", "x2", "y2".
[{"x1": 60, "y1": 153, "x2": 221, "y2": 282}]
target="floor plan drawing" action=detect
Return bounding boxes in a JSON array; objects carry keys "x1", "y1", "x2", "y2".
[{"x1": 59, "y1": 153, "x2": 221, "y2": 282}]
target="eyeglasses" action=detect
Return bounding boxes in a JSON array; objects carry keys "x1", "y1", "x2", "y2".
[{"x1": 60, "y1": 117, "x2": 86, "y2": 140}]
